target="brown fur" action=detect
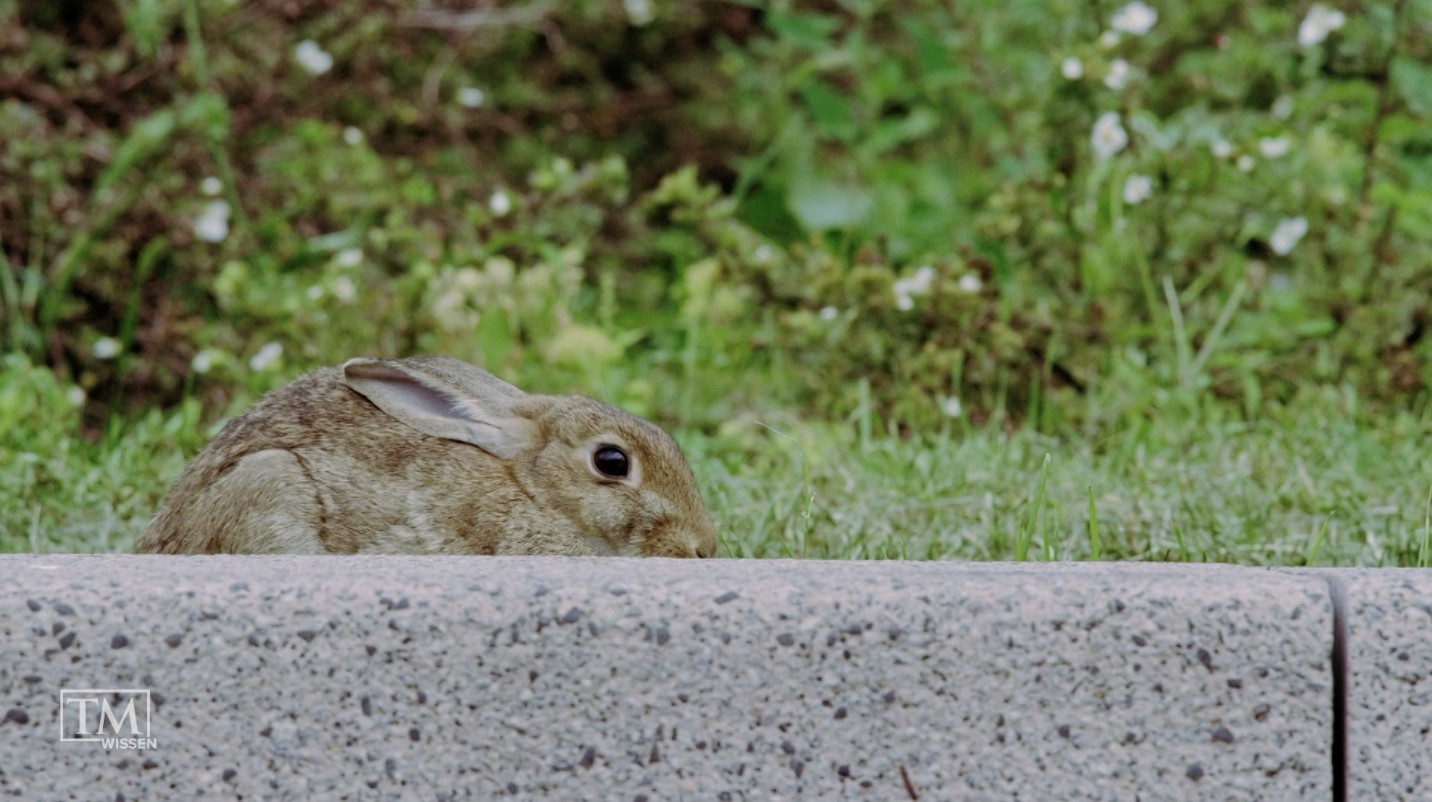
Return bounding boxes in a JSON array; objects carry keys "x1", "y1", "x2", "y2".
[{"x1": 138, "y1": 357, "x2": 719, "y2": 557}]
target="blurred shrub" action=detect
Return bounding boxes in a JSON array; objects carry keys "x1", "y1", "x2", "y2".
[
  {"x1": 0, "y1": 0, "x2": 1428, "y2": 433},
  {"x1": 655, "y1": 0, "x2": 1432, "y2": 428},
  {"x1": 0, "y1": 0, "x2": 755, "y2": 417}
]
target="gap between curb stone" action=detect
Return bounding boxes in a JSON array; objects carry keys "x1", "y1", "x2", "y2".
[{"x1": 1325, "y1": 572, "x2": 1349, "y2": 802}]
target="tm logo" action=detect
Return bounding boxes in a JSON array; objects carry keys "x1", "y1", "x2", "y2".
[{"x1": 59, "y1": 689, "x2": 157, "y2": 750}]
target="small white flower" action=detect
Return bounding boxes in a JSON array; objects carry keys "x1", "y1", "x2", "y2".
[
  {"x1": 66, "y1": 386, "x2": 87, "y2": 407},
  {"x1": 335, "y1": 248, "x2": 363, "y2": 268},
  {"x1": 941, "y1": 396, "x2": 964, "y2": 418},
  {"x1": 457, "y1": 87, "x2": 486, "y2": 108},
  {"x1": 1104, "y1": 59, "x2": 1131, "y2": 90},
  {"x1": 1272, "y1": 95, "x2": 1295, "y2": 120},
  {"x1": 250, "y1": 342, "x2": 283, "y2": 372},
  {"x1": 1091, "y1": 112, "x2": 1129, "y2": 161},
  {"x1": 200, "y1": 177, "x2": 222, "y2": 196},
  {"x1": 1123, "y1": 174, "x2": 1154, "y2": 205},
  {"x1": 1099, "y1": 30, "x2": 1121, "y2": 48},
  {"x1": 958, "y1": 274, "x2": 983, "y2": 294},
  {"x1": 343, "y1": 126, "x2": 364, "y2": 145},
  {"x1": 910, "y1": 265, "x2": 936, "y2": 294},
  {"x1": 1298, "y1": 4, "x2": 1346, "y2": 48},
  {"x1": 489, "y1": 189, "x2": 512, "y2": 217},
  {"x1": 1270, "y1": 216, "x2": 1309, "y2": 255},
  {"x1": 294, "y1": 40, "x2": 334, "y2": 76},
  {"x1": 623, "y1": 0, "x2": 655, "y2": 26},
  {"x1": 93, "y1": 336, "x2": 122, "y2": 360},
  {"x1": 1259, "y1": 137, "x2": 1291, "y2": 158},
  {"x1": 1061, "y1": 57, "x2": 1084, "y2": 80},
  {"x1": 332, "y1": 276, "x2": 357, "y2": 303},
  {"x1": 893, "y1": 266, "x2": 936, "y2": 311},
  {"x1": 1111, "y1": 1, "x2": 1158, "y2": 36},
  {"x1": 306, "y1": 285, "x2": 323, "y2": 301},
  {"x1": 818, "y1": 306, "x2": 838, "y2": 321},
  {"x1": 752, "y1": 244, "x2": 774, "y2": 264},
  {"x1": 193, "y1": 200, "x2": 230, "y2": 243},
  {"x1": 1237, "y1": 154, "x2": 1255, "y2": 172},
  {"x1": 191, "y1": 350, "x2": 216, "y2": 374},
  {"x1": 1211, "y1": 139, "x2": 1233, "y2": 159}
]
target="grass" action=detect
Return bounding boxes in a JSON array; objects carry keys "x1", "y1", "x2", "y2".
[
  {"x1": 3, "y1": 3, "x2": 1429, "y2": 565},
  {"x1": 9, "y1": 368, "x2": 1426, "y2": 567},
  {"x1": 704, "y1": 396, "x2": 1430, "y2": 565}
]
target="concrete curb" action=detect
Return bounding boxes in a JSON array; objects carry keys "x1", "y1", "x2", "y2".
[
  {"x1": 0, "y1": 557, "x2": 1418, "y2": 800},
  {"x1": 1323, "y1": 570, "x2": 1432, "y2": 802}
]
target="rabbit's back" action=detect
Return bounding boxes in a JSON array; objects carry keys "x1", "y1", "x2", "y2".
[{"x1": 138, "y1": 368, "x2": 509, "y2": 554}]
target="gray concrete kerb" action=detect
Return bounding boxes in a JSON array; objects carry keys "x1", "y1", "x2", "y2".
[
  {"x1": 1315, "y1": 569, "x2": 1432, "y2": 802},
  {"x1": 0, "y1": 556, "x2": 1379, "y2": 800}
]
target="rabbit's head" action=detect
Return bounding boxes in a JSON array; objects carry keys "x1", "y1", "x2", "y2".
[{"x1": 342, "y1": 357, "x2": 719, "y2": 558}]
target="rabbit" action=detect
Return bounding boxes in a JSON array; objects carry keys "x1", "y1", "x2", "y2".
[{"x1": 137, "y1": 356, "x2": 719, "y2": 558}]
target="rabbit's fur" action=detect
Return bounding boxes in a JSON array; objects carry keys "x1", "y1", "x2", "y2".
[{"x1": 138, "y1": 356, "x2": 719, "y2": 558}]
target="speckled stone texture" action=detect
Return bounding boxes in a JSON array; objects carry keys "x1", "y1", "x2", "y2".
[
  {"x1": 1, "y1": 556, "x2": 1332, "y2": 800},
  {"x1": 1331, "y1": 570, "x2": 1432, "y2": 802}
]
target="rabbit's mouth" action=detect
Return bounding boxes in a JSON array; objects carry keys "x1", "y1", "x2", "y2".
[
  {"x1": 582, "y1": 532, "x2": 642, "y2": 558},
  {"x1": 633, "y1": 522, "x2": 717, "y2": 559}
]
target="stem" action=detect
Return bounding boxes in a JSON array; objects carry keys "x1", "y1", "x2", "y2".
[
  {"x1": 182, "y1": 0, "x2": 252, "y2": 236},
  {"x1": 1355, "y1": 0, "x2": 1408, "y2": 208},
  {"x1": 180, "y1": 0, "x2": 210, "y2": 86},
  {"x1": 1189, "y1": 280, "x2": 1248, "y2": 382},
  {"x1": 41, "y1": 183, "x2": 146, "y2": 342},
  {"x1": 1162, "y1": 276, "x2": 1191, "y2": 389},
  {"x1": 0, "y1": 234, "x2": 23, "y2": 353}
]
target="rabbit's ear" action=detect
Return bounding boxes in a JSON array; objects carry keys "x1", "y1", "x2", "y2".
[{"x1": 341, "y1": 358, "x2": 536, "y2": 459}]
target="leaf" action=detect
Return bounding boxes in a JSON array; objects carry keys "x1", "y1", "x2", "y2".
[
  {"x1": 95, "y1": 109, "x2": 176, "y2": 194},
  {"x1": 1371, "y1": 181, "x2": 1432, "y2": 240},
  {"x1": 307, "y1": 229, "x2": 363, "y2": 253},
  {"x1": 865, "y1": 107, "x2": 939, "y2": 154},
  {"x1": 475, "y1": 308, "x2": 515, "y2": 372},
  {"x1": 122, "y1": 0, "x2": 166, "y2": 59},
  {"x1": 737, "y1": 183, "x2": 804, "y2": 243},
  {"x1": 401, "y1": 175, "x2": 437, "y2": 206},
  {"x1": 1293, "y1": 318, "x2": 1338, "y2": 338},
  {"x1": 901, "y1": 20, "x2": 962, "y2": 86},
  {"x1": 177, "y1": 92, "x2": 232, "y2": 142},
  {"x1": 1391, "y1": 55, "x2": 1432, "y2": 116},
  {"x1": 800, "y1": 79, "x2": 857, "y2": 141},
  {"x1": 765, "y1": 12, "x2": 842, "y2": 51},
  {"x1": 787, "y1": 182, "x2": 874, "y2": 231}
]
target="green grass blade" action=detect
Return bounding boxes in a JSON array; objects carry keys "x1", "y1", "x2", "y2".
[
  {"x1": 1189, "y1": 280, "x2": 1248, "y2": 384},
  {"x1": 1087, "y1": 485, "x2": 1102, "y2": 561},
  {"x1": 1015, "y1": 453, "x2": 1052, "y2": 562},
  {"x1": 1419, "y1": 485, "x2": 1432, "y2": 569},
  {"x1": 1307, "y1": 517, "x2": 1330, "y2": 566}
]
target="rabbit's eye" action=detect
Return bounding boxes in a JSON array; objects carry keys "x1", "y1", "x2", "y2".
[{"x1": 592, "y1": 445, "x2": 630, "y2": 478}]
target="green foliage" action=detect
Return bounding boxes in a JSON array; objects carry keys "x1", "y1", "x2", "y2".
[
  {"x1": 0, "y1": 0, "x2": 749, "y2": 413},
  {"x1": 2, "y1": 0, "x2": 1430, "y2": 560},
  {"x1": 0, "y1": 354, "x2": 197, "y2": 552},
  {"x1": 668, "y1": 0, "x2": 1432, "y2": 430}
]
